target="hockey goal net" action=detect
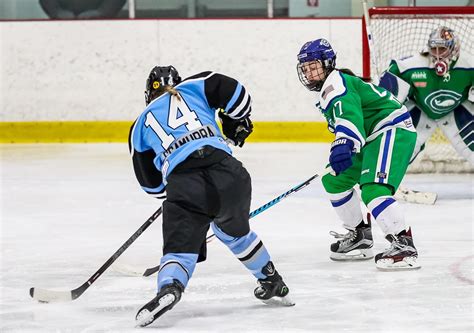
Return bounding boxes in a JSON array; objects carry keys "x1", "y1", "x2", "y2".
[{"x1": 362, "y1": 6, "x2": 473, "y2": 173}]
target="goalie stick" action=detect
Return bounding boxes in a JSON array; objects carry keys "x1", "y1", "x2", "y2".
[
  {"x1": 142, "y1": 173, "x2": 320, "y2": 277},
  {"x1": 29, "y1": 207, "x2": 163, "y2": 303},
  {"x1": 395, "y1": 187, "x2": 438, "y2": 205}
]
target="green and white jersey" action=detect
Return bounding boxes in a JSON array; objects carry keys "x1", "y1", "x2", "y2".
[
  {"x1": 387, "y1": 54, "x2": 473, "y2": 120},
  {"x1": 317, "y1": 70, "x2": 415, "y2": 152}
]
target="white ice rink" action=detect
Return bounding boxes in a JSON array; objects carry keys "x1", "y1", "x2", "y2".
[{"x1": 1, "y1": 143, "x2": 473, "y2": 332}]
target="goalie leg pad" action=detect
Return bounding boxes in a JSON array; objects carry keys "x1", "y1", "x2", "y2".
[
  {"x1": 439, "y1": 102, "x2": 474, "y2": 164},
  {"x1": 408, "y1": 104, "x2": 437, "y2": 163}
]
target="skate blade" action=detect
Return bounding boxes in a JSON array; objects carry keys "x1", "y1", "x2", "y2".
[
  {"x1": 261, "y1": 295, "x2": 295, "y2": 307},
  {"x1": 376, "y1": 257, "x2": 421, "y2": 271},
  {"x1": 135, "y1": 293, "x2": 176, "y2": 327},
  {"x1": 330, "y1": 249, "x2": 374, "y2": 261}
]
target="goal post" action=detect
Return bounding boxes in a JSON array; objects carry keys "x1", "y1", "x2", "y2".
[{"x1": 362, "y1": 6, "x2": 474, "y2": 173}]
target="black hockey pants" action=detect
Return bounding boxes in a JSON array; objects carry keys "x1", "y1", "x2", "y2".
[{"x1": 162, "y1": 146, "x2": 252, "y2": 262}]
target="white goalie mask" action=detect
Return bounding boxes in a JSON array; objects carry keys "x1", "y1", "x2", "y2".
[{"x1": 427, "y1": 26, "x2": 460, "y2": 76}]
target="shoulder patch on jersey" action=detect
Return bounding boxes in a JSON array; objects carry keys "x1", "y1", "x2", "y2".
[
  {"x1": 453, "y1": 53, "x2": 474, "y2": 69},
  {"x1": 319, "y1": 71, "x2": 347, "y2": 111},
  {"x1": 321, "y1": 84, "x2": 334, "y2": 100},
  {"x1": 396, "y1": 54, "x2": 430, "y2": 74}
]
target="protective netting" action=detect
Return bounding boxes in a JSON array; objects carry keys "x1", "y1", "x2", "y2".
[{"x1": 369, "y1": 12, "x2": 473, "y2": 173}]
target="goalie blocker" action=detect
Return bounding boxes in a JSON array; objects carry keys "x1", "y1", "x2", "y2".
[{"x1": 378, "y1": 71, "x2": 411, "y2": 104}]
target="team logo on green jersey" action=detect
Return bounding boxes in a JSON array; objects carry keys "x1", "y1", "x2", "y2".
[{"x1": 424, "y1": 90, "x2": 462, "y2": 114}]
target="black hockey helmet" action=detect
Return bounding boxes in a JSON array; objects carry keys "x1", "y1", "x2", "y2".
[{"x1": 145, "y1": 65, "x2": 182, "y2": 105}]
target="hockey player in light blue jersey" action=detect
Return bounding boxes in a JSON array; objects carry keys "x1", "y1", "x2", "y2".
[{"x1": 129, "y1": 66, "x2": 293, "y2": 327}]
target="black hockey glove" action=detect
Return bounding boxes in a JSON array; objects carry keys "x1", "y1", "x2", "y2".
[{"x1": 218, "y1": 113, "x2": 253, "y2": 147}]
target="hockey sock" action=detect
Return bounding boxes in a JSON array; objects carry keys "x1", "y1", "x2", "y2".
[
  {"x1": 366, "y1": 196, "x2": 406, "y2": 235},
  {"x1": 157, "y1": 253, "x2": 198, "y2": 290},
  {"x1": 328, "y1": 188, "x2": 363, "y2": 230},
  {"x1": 211, "y1": 223, "x2": 270, "y2": 280}
]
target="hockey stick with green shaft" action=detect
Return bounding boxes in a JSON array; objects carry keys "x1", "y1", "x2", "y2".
[
  {"x1": 142, "y1": 173, "x2": 320, "y2": 277},
  {"x1": 29, "y1": 207, "x2": 163, "y2": 303}
]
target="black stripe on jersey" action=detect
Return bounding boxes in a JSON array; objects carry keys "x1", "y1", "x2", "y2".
[
  {"x1": 239, "y1": 240, "x2": 263, "y2": 262},
  {"x1": 159, "y1": 261, "x2": 190, "y2": 279},
  {"x1": 226, "y1": 86, "x2": 249, "y2": 117},
  {"x1": 232, "y1": 95, "x2": 251, "y2": 119},
  {"x1": 203, "y1": 73, "x2": 239, "y2": 110}
]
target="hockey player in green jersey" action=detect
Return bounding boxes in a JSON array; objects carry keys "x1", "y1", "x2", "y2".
[
  {"x1": 379, "y1": 26, "x2": 473, "y2": 168},
  {"x1": 297, "y1": 38, "x2": 420, "y2": 270}
]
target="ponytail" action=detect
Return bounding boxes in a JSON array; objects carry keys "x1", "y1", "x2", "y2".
[
  {"x1": 151, "y1": 85, "x2": 182, "y2": 101},
  {"x1": 163, "y1": 86, "x2": 182, "y2": 101},
  {"x1": 337, "y1": 68, "x2": 371, "y2": 82}
]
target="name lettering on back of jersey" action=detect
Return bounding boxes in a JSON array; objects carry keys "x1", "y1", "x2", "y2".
[{"x1": 162, "y1": 125, "x2": 217, "y2": 158}]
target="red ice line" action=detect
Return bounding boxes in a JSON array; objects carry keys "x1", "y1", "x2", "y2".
[{"x1": 449, "y1": 255, "x2": 474, "y2": 285}]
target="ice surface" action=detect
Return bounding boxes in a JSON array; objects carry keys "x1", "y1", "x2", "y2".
[{"x1": 1, "y1": 143, "x2": 473, "y2": 332}]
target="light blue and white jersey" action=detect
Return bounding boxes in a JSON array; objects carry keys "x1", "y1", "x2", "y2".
[{"x1": 129, "y1": 71, "x2": 252, "y2": 196}]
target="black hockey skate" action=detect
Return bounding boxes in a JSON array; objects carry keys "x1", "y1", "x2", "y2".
[
  {"x1": 135, "y1": 280, "x2": 184, "y2": 327},
  {"x1": 375, "y1": 227, "x2": 421, "y2": 271},
  {"x1": 254, "y1": 261, "x2": 295, "y2": 306},
  {"x1": 329, "y1": 220, "x2": 374, "y2": 261}
]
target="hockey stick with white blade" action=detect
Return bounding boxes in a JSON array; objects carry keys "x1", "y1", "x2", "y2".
[
  {"x1": 142, "y1": 173, "x2": 320, "y2": 277},
  {"x1": 395, "y1": 187, "x2": 437, "y2": 205},
  {"x1": 30, "y1": 207, "x2": 163, "y2": 303}
]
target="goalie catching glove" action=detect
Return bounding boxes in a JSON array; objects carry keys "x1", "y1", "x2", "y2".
[{"x1": 218, "y1": 112, "x2": 253, "y2": 147}]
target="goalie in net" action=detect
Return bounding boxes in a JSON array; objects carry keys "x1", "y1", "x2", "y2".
[{"x1": 378, "y1": 26, "x2": 473, "y2": 172}]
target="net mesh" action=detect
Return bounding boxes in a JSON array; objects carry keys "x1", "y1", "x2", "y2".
[{"x1": 368, "y1": 11, "x2": 473, "y2": 173}]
